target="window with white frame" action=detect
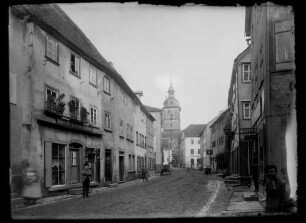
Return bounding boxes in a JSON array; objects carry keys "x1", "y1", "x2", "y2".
[
  {"x1": 90, "y1": 107, "x2": 97, "y2": 125},
  {"x1": 89, "y1": 65, "x2": 97, "y2": 86},
  {"x1": 243, "y1": 101, "x2": 251, "y2": 119},
  {"x1": 70, "y1": 53, "x2": 80, "y2": 76},
  {"x1": 103, "y1": 76, "x2": 110, "y2": 94},
  {"x1": 45, "y1": 35, "x2": 58, "y2": 63},
  {"x1": 119, "y1": 120, "x2": 124, "y2": 137},
  {"x1": 242, "y1": 63, "x2": 251, "y2": 82},
  {"x1": 104, "y1": 112, "x2": 112, "y2": 130}
]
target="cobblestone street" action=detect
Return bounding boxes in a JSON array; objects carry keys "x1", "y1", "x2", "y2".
[{"x1": 12, "y1": 168, "x2": 222, "y2": 219}]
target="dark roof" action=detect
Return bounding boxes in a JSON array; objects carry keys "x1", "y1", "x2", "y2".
[
  {"x1": 144, "y1": 105, "x2": 162, "y2": 112},
  {"x1": 182, "y1": 124, "x2": 206, "y2": 138},
  {"x1": 210, "y1": 108, "x2": 231, "y2": 127},
  {"x1": 10, "y1": 4, "x2": 151, "y2": 117}
]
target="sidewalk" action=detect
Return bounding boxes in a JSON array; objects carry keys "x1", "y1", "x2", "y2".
[
  {"x1": 11, "y1": 174, "x2": 161, "y2": 209},
  {"x1": 204, "y1": 178, "x2": 266, "y2": 217}
]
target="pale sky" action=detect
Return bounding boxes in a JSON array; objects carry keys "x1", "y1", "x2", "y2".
[{"x1": 59, "y1": 2, "x2": 248, "y2": 130}]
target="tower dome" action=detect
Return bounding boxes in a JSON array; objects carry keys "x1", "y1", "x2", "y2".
[{"x1": 163, "y1": 81, "x2": 180, "y2": 108}]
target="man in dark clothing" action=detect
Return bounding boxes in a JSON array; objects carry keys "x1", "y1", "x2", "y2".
[
  {"x1": 82, "y1": 162, "x2": 91, "y2": 198},
  {"x1": 264, "y1": 165, "x2": 290, "y2": 213},
  {"x1": 141, "y1": 166, "x2": 148, "y2": 182}
]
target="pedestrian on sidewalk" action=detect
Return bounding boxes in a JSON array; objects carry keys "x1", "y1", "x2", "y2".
[
  {"x1": 264, "y1": 165, "x2": 290, "y2": 213},
  {"x1": 141, "y1": 166, "x2": 147, "y2": 182},
  {"x1": 82, "y1": 162, "x2": 91, "y2": 198},
  {"x1": 22, "y1": 160, "x2": 42, "y2": 205}
]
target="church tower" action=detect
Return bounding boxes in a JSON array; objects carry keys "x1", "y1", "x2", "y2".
[{"x1": 162, "y1": 80, "x2": 181, "y2": 166}]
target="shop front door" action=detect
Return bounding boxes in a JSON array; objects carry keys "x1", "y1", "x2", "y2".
[{"x1": 69, "y1": 143, "x2": 82, "y2": 184}]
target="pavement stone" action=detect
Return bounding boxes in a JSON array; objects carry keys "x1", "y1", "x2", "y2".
[{"x1": 11, "y1": 174, "x2": 160, "y2": 209}]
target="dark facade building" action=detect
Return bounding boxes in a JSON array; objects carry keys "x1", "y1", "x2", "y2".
[{"x1": 245, "y1": 3, "x2": 296, "y2": 197}]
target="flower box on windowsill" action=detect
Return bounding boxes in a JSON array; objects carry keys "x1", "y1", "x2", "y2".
[{"x1": 44, "y1": 109, "x2": 63, "y2": 118}]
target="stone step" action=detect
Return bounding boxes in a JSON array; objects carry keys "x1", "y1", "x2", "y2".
[
  {"x1": 108, "y1": 183, "x2": 119, "y2": 188},
  {"x1": 243, "y1": 192, "x2": 259, "y2": 201},
  {"x1": 10, "y1": 197, "x2": 24, "y2": 208}
]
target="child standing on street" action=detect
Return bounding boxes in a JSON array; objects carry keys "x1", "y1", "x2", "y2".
[{"x1": 82, "y1": 162, "x2": 91, "y2": 198}]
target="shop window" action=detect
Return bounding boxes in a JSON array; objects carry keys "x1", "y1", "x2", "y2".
[{"x1": 51, "y1": 143, "x2": 66, "y2": 186}]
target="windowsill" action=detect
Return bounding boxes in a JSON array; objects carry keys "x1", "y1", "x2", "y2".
[
  {"x1": 88, "y1": 124, "x2": 100, "y2": 129},
  {"x1": 242, "y1": 81, "x2": 252, "y2": 84},
  {"x1": 69, "y1": 71, "x2": 81, "y2": 79},
  {"x1": 128, "y1": 171, "x2": 136, "y2": 173},
  {"x1": 103, "y1": 91, "x2": 111, "y2": 96},
  {"x1": 104, "y1": 128, "x2": 112, "y2": 132},
  {"x1": 119, "y1": 135, "x2": 125, "y2": 138},
  {"x1": 45, "y1": 56, "x2": 59, "y2": 66},
  {"x1": 89, "y1": 82, "x2": 98, "y2": 88},
  {"x1": 243, "y1": 117, "x2": 251, "y2": 120},
  {"x1": 126, "y1": 138, "x2": 134, "y2": 142}
]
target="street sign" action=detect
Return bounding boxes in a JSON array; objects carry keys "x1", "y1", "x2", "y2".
[
  {"x1": 243, "y1": 134, "x2": 257, "y2": 141},
  {"x1": 239, "y1": 128, "x2": 257, "y2": 135}
]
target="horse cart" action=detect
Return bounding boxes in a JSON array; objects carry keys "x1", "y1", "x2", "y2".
[{"x1": 160, "y1": 164, "x2": 171, "y2": 175}]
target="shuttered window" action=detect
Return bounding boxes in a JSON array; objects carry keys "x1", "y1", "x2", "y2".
[
  {"x1": 45, "y1": 35, "x2": 58, "y2": 63},
  {"x1": 274, "y1": 20, "x2": 295, "y2": 70}
]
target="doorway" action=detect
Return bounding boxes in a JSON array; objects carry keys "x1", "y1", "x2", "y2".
[
  {"x1": 69, "y1": 143, "x2": 82, "y2": 184},
  {"x1": 105, "y1": 149, "x2": 112, "y2": 182},
  {"x1": 119, "y1": 152, "x2": 124, "y2": 181}
]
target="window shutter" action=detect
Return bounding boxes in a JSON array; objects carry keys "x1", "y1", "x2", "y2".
[
  {"x1": 44, "y1": 141, "x2": 52, "y2": 188},
  {"x1": 274, "y1": 20, "x2": 294, "y2": 70}
]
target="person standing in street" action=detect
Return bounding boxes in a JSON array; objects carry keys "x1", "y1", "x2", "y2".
[
  {"x1": 264, "y1": 165, "x2": 290, "y2": 213},
  {"x1": 82, "y1": 162, "x2": 91, "y2": 198},
  {"x1": 22, "y1": 160, "x2": 42, "y2": 205},
  {"x1": 141, "y1": 166, "x2": 147, "y2": 182}
]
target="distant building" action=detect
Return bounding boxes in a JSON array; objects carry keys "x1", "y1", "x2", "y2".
[
  {"x1": 180, "y1": 124, "x2": 206, "y2": 168},
  {"x1": 245, "y1": 3, "x2": 296, "y2": 196},
  {"x1": 162, "y1": 81, "x2": 181, "y2": 166},
  {"x1": 200, "y1": 116, "x2": 219, "y2": 169},
  {"x1": 145, "y1": 111, "x2": 156, "y2": 175},
  {"x1": 209, "y1": 108, "x2": 231, "y2": 173},
  {"x1": 144, "y1": 105, "x2": 163, "y2": 173}
]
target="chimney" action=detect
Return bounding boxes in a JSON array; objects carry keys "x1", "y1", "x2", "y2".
[{"x1": 134, "y1": 91, "x2": 143, "y2": 101}]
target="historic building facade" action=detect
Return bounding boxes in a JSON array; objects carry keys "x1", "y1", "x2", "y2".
[
  {"x1": 180, "y1": 125, "x2": 206, "y2": 168},
  {"x1": 161, "y1": 81, "x2": 181, "y2": 166},
  {"x1": 9, "y1": 4, "x2": 153, "y2": 197},
  {"x1": 245, "y1": 3, "x2": 296, "y2": 197},
  {"x1": 227, "y1": 46, "x2": 253, "y2": 176},
  {"x1": 144, "y1": 105, "x2": 163, "y2": 173}
]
